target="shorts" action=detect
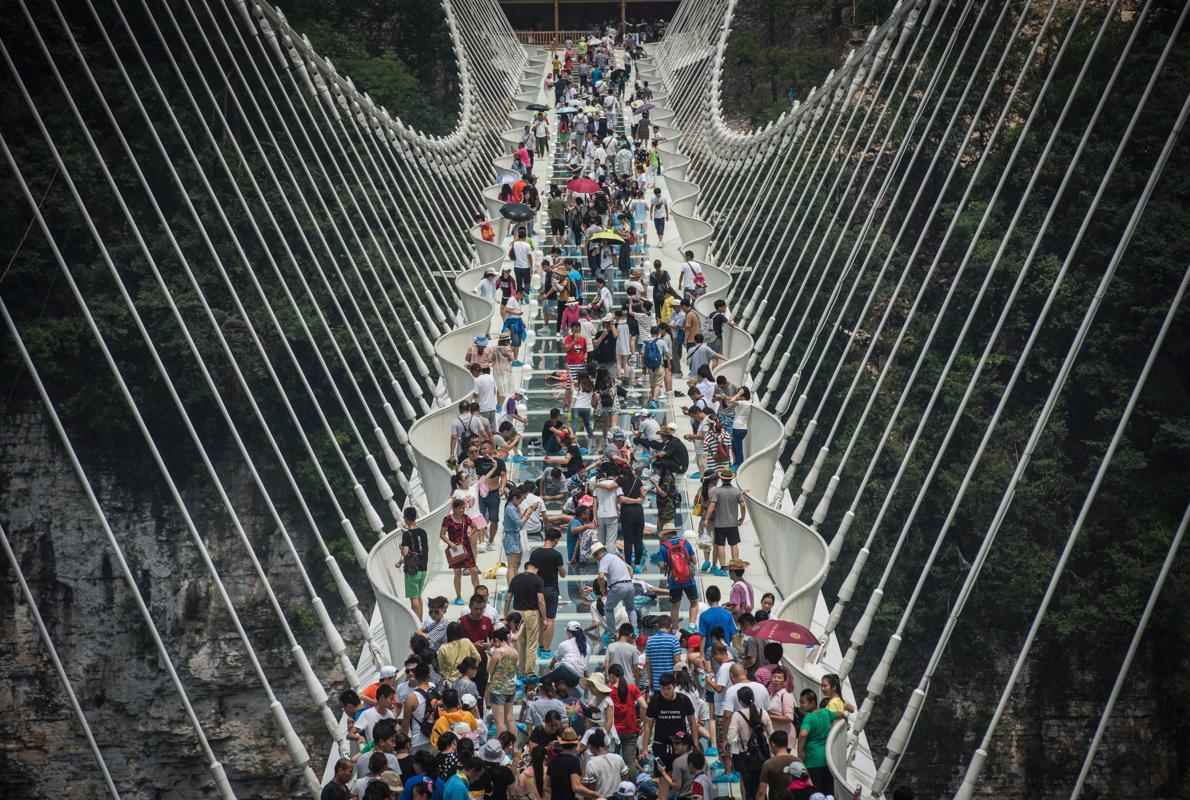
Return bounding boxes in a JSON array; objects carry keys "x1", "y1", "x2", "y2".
[
  {"x1": 478, "y1": 490, "x2": 502, "y2": 523},
  {"x1": 651, "y1": 741, "x2": 676, "y2": 773},
  {"x1": 404, "y1": 570, "x2": 427, "y2": 596},
  {"x1": 488, "y1": 692, "x2": 515, "y2": 705},
  {"x1": 503, "y1": 531, "x2": 524, "y2": 555},
  {"x1": 669, "y1": 583, "x2": 698, "y2": 604},
  {"x1": 648, "y1": 366, "x2": 664, "y2": 387},
  {"x1": 543, "y1": 585, "x2": 560, "y2": 619},
  {"x1": 567, "y1": 364, "x2": 584, "y2": 385},
  {"x1": 714, "y1": 526, "x2": 741, "y2": 547},
  {"x1": 550, "y1": 218, "x2": 566, "y2": 236}
]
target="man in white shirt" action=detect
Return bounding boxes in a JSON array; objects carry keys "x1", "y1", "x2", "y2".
[
  {"x1": 593, "y1": 473, "x2": 623, "y2": 547},
  {"x1": 633, "y1": 409, "x2": 662, "y2": 450},
  {"x1": 477, "y1": 266, "x2": 497, "y2": 301},
  {"x1": 649, "y1": 188, "x2": 669, "y2": 244},
  {"x1": 679, "y1": 250, "x2": 703, "y2": 294},
  {"x1": 356, "y1": 683, "x2": 396, "y2": 743},
  {"x1": 594, "y1": 542, "x2": 637, "y2": 644},
  {"x1": 519, "y1": 485, "x2": 547, "y2": 540},
  {"x1": 532, "y1": 115, "x2": 550, "y2": 156},
  {"x1": 470, "y1": 363, "x2": 498, "y2": 428},
  {"x1": 510, "y1": 228, "x2": 534, "y2": 293},
  {"x1": 722, "y1": 663, "x2": 771, "y2": 714}
]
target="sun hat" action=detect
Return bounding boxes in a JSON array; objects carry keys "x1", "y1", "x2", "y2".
[
  {"x1": 581, "y1": 673, "x2": 612, "y2": 694},
  {"x1": 452, "y1": 721, "x2": 473, "y2": 737},
  {"x1": 558, "y1": 727, "x2": 581, "y2": 743},
  {"x1": 725, "y1": 558, "x2": 750, "y2": 572},
  {"x1": 481, "y1": 739, "x2": 505, "y2": 763},
  {"x1": 785, "y1": 762, "x2": 809, "y2": 779},
  {"x1": 474, "y1": 335, "x2": 490, "y2": 345},
  {"x1": 590, "y1": 541, "x2": 607, "y2": 555},
  {"x1": 498, "y1": 331, "x2": 512, "y2": 341},
  {"x1": 379, "y1": 772, "x2": 403, "y2": 790},
  {"x1": 514, "y1": 387, "x2": 527, "y2": 396}
]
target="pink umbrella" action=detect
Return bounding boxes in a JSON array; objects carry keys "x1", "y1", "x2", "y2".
[
  {"x1": 567, "y1": 177, "x2": 600, "y2": 194},
  {"x1": 745, "y1": 619, "x2": 818, "y2": 646}
]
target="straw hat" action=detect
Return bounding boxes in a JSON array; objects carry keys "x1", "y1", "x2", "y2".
[
  {"x1": 725, "y1": 558, "x2": 750, "y2": 572},
  {"x1": 581, "y1": 673, "x2": 612, "y2": 694}
]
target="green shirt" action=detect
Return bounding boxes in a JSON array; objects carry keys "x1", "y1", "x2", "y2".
[{"x1": 799, "y1": 708, "x2": 836, "y2": 768}]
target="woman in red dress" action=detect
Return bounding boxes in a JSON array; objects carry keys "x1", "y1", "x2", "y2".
[{"x1": 440, "y1": 497, "x2": 481, "y2": 604}]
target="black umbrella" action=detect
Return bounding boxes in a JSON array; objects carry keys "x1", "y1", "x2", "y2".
[
  {"x1": 527, "y1": 102, "x2": 549, "y2": 112},
  {"x1": 500, "y1": 202, "x2": 535, "y2": 222}
]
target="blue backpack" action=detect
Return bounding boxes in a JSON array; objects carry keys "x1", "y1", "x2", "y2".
[{"x1": 643, "y1": 338, "x2": 663, "y2": 369}]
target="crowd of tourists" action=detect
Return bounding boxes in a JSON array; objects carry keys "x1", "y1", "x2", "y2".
[{"x1": 321, "y1": 25, "x2": 871, "y2": 800}]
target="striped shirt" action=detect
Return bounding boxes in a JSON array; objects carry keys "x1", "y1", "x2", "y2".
[{"x1": 644, "y1": 631, "x2": 682, "y2": 691}]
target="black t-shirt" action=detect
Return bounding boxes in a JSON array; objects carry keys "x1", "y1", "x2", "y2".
[
  {"x1": 473, "y1": 454, "x2": 506, "y2": 480},
  {"x1": 400, "y1": 527, "x2": 429, "y2": 573},
  {"x1": 508, "y1": 571, "x2": 545, "y2": 611},
  {"x1": 617, "y1": 473, "x2": 645, "y2": 521},
  {"x1": 562, "y1": 444, "x2": 584, "y2": 478},
  {"x1": 528, "y1": 546, "x2": 564, "y2": 588},
  {"x1": 711, "y1": 311, "x2": 728, "y2": 337},
  {"x1": 542, "y1": 417, "x2": 561, "y2": 449},
  {"x1": 656, "y1": 437, "x2": 688, "y2": 473},
  {"x1": 548, "y1": 751, "x2": 583, "y2": 800},
  {"x1": 320, "y1": 782, "x2": 348, "y2": 800},
  {"x1": 470, "y1": 762, "x2": 516, "y2": 800},
  {"x1": 593, "y1": 329, "x2": 617, "y2": 362},
  {"x1": 530, "y1": 725, "x2": 559, "y2": 750},
  {"x1": 646, "y1": 691, "x2": 695, "y2": 743}
]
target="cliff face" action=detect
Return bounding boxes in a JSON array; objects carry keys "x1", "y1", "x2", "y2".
[{"x1": 0, "y1": 404, "x2": 358, "y2": 798}]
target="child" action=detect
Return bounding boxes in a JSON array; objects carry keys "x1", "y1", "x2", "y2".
[
  {"x1": 454, "y1": 658, "x2": 480, "y2": 710},
  {"x1": 689, "y1": 751, "x2": 712, "y2": 799}
]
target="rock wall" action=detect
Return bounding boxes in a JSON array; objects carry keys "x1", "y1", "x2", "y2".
[{"x1": 0, "y1": 403, "x2": 360, "y2": 798}]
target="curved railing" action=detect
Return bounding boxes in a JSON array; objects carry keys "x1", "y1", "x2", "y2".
[
  {"x1": 650, "y1": 97, "x2": 832, "y2": 647},
  {"x1": 363, "y1": 49, "x2": 542, "y2": 667}
]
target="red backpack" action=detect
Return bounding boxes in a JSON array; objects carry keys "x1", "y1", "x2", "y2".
[{"x1": 663, "y1": 538, "x2": 694, "y2": 585}]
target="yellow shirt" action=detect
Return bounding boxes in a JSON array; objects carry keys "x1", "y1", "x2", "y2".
[
  {"x1": 827, "y1": 696, "x2": 847, "y2": 715},
  {"x1": 437, "y1": 638, "x2": 481, "y2": 684},
  {"x1": 430, "y1": 709, "x2": 480, "y2": 748}
]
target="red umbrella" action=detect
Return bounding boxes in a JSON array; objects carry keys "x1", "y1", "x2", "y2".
[
  {"x1": 745, "y1": 619, "x2": 818, "y2": 646},
  {"x1": 567, "y1": 177, "x2": 599, "y2": 194}
]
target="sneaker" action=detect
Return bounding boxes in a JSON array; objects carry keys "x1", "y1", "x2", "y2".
[
  {"x1": 712, "y1": 772, "x2": 740, "y2": 784},
  {"x1": 511, "y1": 360, "x2": 524, "y2": 367},
  {"x1": 701, "y1": 560, "x2": 712, "y2": 572},
  {"x1": 705, "y1": 746, "x2": 718, "y2": 757},
  {"x1": 453, "y1": 597, "x2": 466, "y2": 606},
  {"x1": 689, "y1": 472, "x2": 701, "y2": 479},
  {"x1": 710, "y1": 567, "x2": 729, "y2": 577},
  {"x1": 633, "y1": 565, "x2": 643, "y2": 575},
  {"x1": 537, "y1": 647, "x2": 552, "y2": 660},
  {"x1": 674, "y1": 390, "x2": 685, "y2": 397}
]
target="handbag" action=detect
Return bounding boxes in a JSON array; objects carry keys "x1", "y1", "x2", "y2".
[
  {"x1": 446, "y1": 543, "x2": 469, "y2": 568},
  {"x1": 691, "y1": 502, "x2": 702, "y2": 517}
]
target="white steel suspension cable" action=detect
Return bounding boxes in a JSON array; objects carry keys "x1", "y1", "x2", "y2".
[
  {"x1": 954, "y1": 263, "x2": 1188, "y2": 798},
  {"x1": 781, "y1": 0, "x2": 1067, "y2": 513},
  {"x1": 755, "y1": 0, "x2": 988, "y2": 414},
  {"x1": 0, "y1": 520, "x2": 120, "y2": 799},
  {"x1": 0, "y1": 296, "x2": 236, "y2": 800},
  {"x1": 734, "y1": 0, "x2": 944, "y2": 339},
  {"x1": 37, "y1": 0, "x2": 384, "y2": 677},
  {"x1": 868, "y1": 35, "x2": 1190, "y2": 796},
  {"x1": 182, "y1": 0, "x2": 441, "y2": 420},
  {"x1": 141, "y1": 0, "x2": 421, "y2": 505},
  {"x1": 803, "y1": 0, "x2": 1123, "y2": 547},
  {"x1": 1069, "y1": 503, "x2": 1188, "y2": 800},
  {"x1": 106, "y1": 0, "x2": 402, "y2": 533},
  {"x1": 0, "y1": 55, "x2": 323, "y2": 797},
  {"x1": 79, "y1": 0, "x2": 389, "y2": 552},
  {"x1": 833, "y1": 0, "x2": 1168, "y2": 703},
  {"x1": 724, "y1": 5, "x2": 925, "y2": 306}
]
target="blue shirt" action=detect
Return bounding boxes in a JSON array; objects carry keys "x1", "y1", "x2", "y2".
[
  {"x1": 399, "y1": 775, "x2": 428, "y2": 800},
  {"x1": 644, "y1": 630, "x2": 681, "y2": 691},
  {"x1": 503, "y1": 501, "x2": 523, "y2": 535},
  {"x1": 442, "y1": 774, "x2": 471, "y2": 800},
  {"x1": 660, "y1": 538, "x2": 696, "y2": 589},
  {"x1": 698, "y1": 606, "x2": 737, "y2": 650}
]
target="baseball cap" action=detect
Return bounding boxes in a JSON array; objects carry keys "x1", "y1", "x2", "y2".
[
  {"x1": 785, "y1": 762, "x2": 809, "y2": 778},
  {"x1": 687, "y1": 634, "x2": 702, "y2": 649},
  {"x1": 567, "y1": 620, "x2": 583, "y2": 633},
  {"x1": 461, "y1": 693, "x2": 477, "y2": 708},
  {"x1": 616, "y1": 781, "x2": 637, "y2": 798},
  {"x1": 379, "y1": 665, "x2": 399, "y2": 679},
  {"x1": 635, "y1": 409, "x2": 651, "y2": 417}
]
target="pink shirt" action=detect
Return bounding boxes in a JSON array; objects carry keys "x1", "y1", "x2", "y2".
[
  {"x1": 729, "y1": 579, "x2": 755, "y2": 619},
  {"x1": 769, "y1": 687, "x2": 796, "y2": 738}
]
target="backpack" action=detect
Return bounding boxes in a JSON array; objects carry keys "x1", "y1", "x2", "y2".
[
  {"x1": 662, "y1": 539, "x2": 694, "y2": 585},
  {"x1": 414, "y1": 687, "x2": 441, "y2": 738},
  {"x1": 643, "y1": 338, "x2": 663, "y2": 369},
  {"x1": 740, "y1": 711, "x2": 772, "y2": 768}
]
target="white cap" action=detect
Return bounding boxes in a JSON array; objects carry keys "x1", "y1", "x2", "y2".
[
  {"x1": 567, "y1": 620, "x2": 583, "y2": 633},
  {"x1": 515, "y1": 387, "x2": 528, "y2": 396},
  {"x1": 379, "y1": 665, "x2": 399, "y2": 679},
  {"x1": 461, "y1": 693, "x2": 477, "y2": 708}
]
